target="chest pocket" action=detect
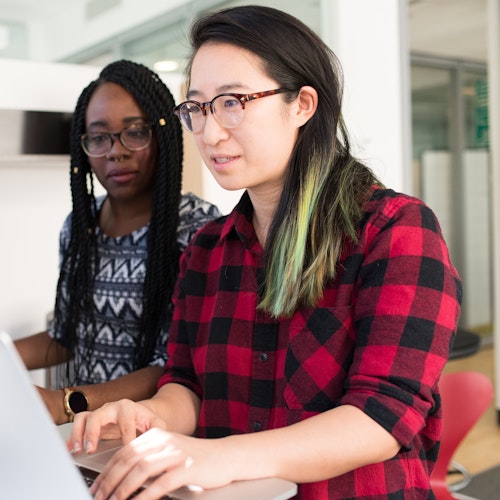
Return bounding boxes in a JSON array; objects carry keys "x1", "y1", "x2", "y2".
[{"x1": 284, "y1": 306, "x2": 354, "y2": 412}]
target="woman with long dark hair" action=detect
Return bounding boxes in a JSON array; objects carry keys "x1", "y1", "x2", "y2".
[{"x1": 16, "y1": 60, "x2": 220, "y2": 425}]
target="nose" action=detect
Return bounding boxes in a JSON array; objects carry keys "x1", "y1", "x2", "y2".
[
  {"x1": 201, "y1": 112, "x2": 229, "y2": 145},
  {"x1": 107, "y1": 132, "x2": 130, "y2": 158}
]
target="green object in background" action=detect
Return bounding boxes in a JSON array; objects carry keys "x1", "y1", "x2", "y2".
[{"x1": 475, "y1": 79, "x2": 489, "y2": 148}]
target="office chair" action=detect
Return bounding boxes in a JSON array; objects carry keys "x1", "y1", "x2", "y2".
[
  {"x1": 430, "y1": 371, "x2": 494, "y2": 500},
  {"x1": 448, "y1": 329, "x2": 481, "y2": 361}
]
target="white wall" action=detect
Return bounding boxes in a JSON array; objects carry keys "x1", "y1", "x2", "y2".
[
  {"x1": 0, "y1": 156, "x2": 71, "y2": 337},
  {"x1": 322, "y1": 0, "x2": 412, "y2": 194},
  {"x1": 0, "y1": 60, "x2": 100, "y2": 341},
  {"x1": 0, "y1": 59, "x2": 100, "y2": 111}
]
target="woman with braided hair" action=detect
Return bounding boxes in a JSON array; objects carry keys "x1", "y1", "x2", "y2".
[{"x1": 15, "y1": 60, "x2": 220, "y2": 425}]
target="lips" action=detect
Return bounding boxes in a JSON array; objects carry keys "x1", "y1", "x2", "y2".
[
  {"x1": 210, "y1": 155, "x2": 239, "y2": 171},
  {"x1": 107, "y1": 167, "x2": 138, "y2": 183}
]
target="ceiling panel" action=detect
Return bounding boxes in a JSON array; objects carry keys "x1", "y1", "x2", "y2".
[
  {"x1": 0, "y1": 0, "x2": 489, "y2": 62},
  {"x1": 409, "y1": 0, "x2": 487, "y2": 61}
]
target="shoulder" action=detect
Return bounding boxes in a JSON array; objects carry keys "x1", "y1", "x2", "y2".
[
  {"x1": 362, "y1": 187, "x2": 441, "y2": 234},
  {"x1": 181, "y1": 208, "x2": 234, "y2": 257},
  {"x1": 179, "y1": 192, "x2": 221, "y2": 219},
  {"x1": 364, "y1": 187, "x2": 426, "y2": 215},
  {"x1": 176, "y1": 192, "x2": 223, "y2": 251},
  {"x1": 59, "y1": 208, "x2": 74, "y2": 249}
]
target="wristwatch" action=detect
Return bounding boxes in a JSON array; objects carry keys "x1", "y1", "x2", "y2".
[{"x1": 63, "y1": 388, "x2": 89, "y2": 422}]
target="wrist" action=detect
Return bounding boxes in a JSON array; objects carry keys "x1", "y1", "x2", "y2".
[{"x1": 36, "y1": 386, "x2": 69, "y2": 425}]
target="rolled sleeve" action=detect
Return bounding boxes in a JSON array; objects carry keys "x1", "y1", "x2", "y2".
[{"x1": 340, "y1": 194, "x2": 462, "y2": 448}]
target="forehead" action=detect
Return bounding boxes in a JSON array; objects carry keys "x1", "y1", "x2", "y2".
[
  {"x1": 86, "y1": 82, "x2": 144, "y2": 124},
  {"x1": 189, "y1": 42, "x2": 273, "y2": 97},
  {"x1": 89, "y1": 82, "x2": 136, "y2": 104}
]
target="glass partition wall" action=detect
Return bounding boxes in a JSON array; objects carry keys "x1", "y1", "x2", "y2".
[{"x1": 412, "y1": 56, "x2": 491, "y2": 339}]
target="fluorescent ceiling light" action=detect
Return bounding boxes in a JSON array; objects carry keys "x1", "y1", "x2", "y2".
[{"x1": 153, "y1": 60, "x2": 179, "y2": 72}]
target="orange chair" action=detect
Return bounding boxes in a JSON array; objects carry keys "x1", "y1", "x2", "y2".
[{"x1": 430, "y1": 371, "x2": 494, "y2": 500}]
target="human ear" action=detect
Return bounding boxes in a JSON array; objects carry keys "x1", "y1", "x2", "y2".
[{"x1": 293, "y1": 86, "x2": 318, "y2": 127}]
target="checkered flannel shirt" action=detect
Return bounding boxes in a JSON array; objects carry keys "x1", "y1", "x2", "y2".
[{"x1": 159, "y1": 187, "x2": 462, "y2": 499}]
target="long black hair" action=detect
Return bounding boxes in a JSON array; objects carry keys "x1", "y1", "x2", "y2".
[
  {"x1": 187, "y1": 6, "x2": 380, "y2": 317},
  {"x1": 52, "y1": 60, "x2": 183, "y2": 378}
]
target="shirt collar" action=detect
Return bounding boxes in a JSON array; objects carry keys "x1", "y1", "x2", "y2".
[{"x1": 220, "y1": 191, "x2": 262, "y2": 252}]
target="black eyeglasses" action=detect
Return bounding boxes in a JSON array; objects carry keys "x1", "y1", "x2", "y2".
[
  {"x1": 173, "y1": 88, "x2": 289, "y2": 133},
  {"x1": 81, "y1": 122, "x2": 153, "y2": 157}
]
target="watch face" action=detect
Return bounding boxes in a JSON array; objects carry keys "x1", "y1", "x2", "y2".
[{"x1": 68, "y1": 391, "x2": 88, "y2": 413}]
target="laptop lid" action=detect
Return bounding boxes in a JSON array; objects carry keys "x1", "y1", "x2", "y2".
[
  {"x1": 0, "y1": 330, "x2": 92, "y2": 499},
  {"x1": 0, "y1": 332, "x2": 297, "y2": 500}
]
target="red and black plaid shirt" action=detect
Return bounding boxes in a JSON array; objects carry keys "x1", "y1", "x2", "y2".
[{"x1": 159, "y1": 187, "x2": 462, "y2": 499}]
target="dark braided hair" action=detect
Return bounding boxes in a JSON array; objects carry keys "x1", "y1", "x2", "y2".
[{"x1": 52, "y1": 60, "x2": 183, "y2": 381}]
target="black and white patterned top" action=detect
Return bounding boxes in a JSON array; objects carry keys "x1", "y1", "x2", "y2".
[{"x1": 49, "y1": 192, "x2": 221, "y2": 385}]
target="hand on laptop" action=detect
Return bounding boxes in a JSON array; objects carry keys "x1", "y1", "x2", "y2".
[
  {"x1": 68, "y1": 398, "x2": 167, "y2": 453},
  {"x1": 92, "y1": 427, "x2": 237, "y2": 500},
  {"x1": 68, "y1": 400, "x2": 237, "y2": 500}
]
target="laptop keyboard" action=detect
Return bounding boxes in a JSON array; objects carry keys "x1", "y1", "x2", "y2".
[{"x1": 78, "y1": 465, "x2": 98, "y2": 486}]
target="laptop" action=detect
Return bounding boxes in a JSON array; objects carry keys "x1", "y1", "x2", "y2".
[{"x1": 0, "y1": 331, "x2": 297, "y2": 500}]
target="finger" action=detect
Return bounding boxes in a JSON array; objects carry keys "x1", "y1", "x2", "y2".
[
  {"x1": 89, "y1": 452, "x2": 132, "y2": 500},
  {"x1": 82, "y1": 412, "x2": 114, "y2": 453},
  {"x1": 134, "y1": 474, "x2": 180, "y2": 500},
  {"x1": 91, "y1": 442, "x2": 166, "y2": 500},
  {"x1": 67, "y1": 411, "x2": 90, "y2": 453},
  {"x1": 82, "y1": 402, "x2": 129, "y2": 453},
  {"x1": 115, "y1": 400, "x2": 143, "y2": 444},
  {"x1": 136, "y1": 455, "x2": 200, "y2": 500},
  {"x1": 96, "y1": 431, "x2": 188, "y2": 500}
]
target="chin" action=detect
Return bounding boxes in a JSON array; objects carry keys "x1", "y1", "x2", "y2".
[{"x1": 216, "y1": 181, "x2": 246, "y2": 192}]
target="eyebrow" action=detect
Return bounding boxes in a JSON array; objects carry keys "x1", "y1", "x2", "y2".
[
  {"x1": 186, "y1": 83, "x2": 250, "y2": 101},
  {"x1": 87, "y1": 116, "x2": 147, "y2": 129}
]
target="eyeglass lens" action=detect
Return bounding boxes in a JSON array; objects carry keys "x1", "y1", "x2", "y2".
[
  {"x1": 81, "y1": 122, "x2": 152, "y2": 157},
  {"x1": 175, "y1": 89, "x2": 287, "y2": 133},
  {"x1": 179, "y1": 95, "x2": 243, "y2": 133}
]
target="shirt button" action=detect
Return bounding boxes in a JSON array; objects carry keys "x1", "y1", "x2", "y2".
[
  {"x1": 253, "y1": 421, "x2": 262, "y2": 431},
  {"x1": 259, "y1": 352, "x2": 268, "y2": 362}
]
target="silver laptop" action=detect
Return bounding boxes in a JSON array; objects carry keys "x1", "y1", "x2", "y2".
[{"x1": 0, "y1": 331, "x2": 297, "y2": 500}]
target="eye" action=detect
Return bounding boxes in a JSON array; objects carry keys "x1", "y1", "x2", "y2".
[
  {"x1": 222, "y1": 97, "x2": 240, "y2": 110},
  {"x1": 185, "y1": 103, "x2": 203, "y2": 116},
  {"x1": 125, "y1": 125, "x2": 149, "y2": 138},
  {"x1": 88, "y1": 133, "x2": 108, "y2": 145}
]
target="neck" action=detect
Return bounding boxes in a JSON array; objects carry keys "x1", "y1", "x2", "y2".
[
  {"x1": 249, "y1": 190, "x2": 280, "y2": 247},
  {"x1": 99, "y1": 195, "x2": 152, "y2": 237}
]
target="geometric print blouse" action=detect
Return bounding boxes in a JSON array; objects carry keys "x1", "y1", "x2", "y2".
[{"x1": 49, "y1": 192, "x2": 221, "y2": 385}]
